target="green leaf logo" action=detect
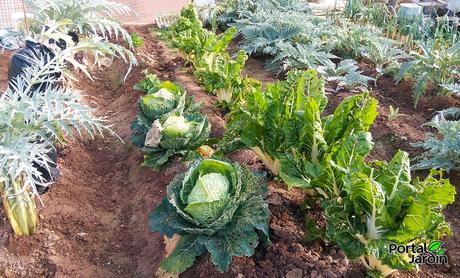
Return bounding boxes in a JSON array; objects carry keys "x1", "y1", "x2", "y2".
[
  {"x1": 428, "y1": 241, "x2": 443, "y2": 253},
  {"x1": 438, "y1": 249, "x2": 446, "y2": 255}
]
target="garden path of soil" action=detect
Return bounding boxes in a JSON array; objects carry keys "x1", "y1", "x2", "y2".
[{"x1": 0, "y1": 25, "x2": 459, "y2": 278}]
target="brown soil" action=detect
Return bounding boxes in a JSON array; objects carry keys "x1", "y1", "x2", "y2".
[
  {"x1": 0, "y1": 25, "x2": 459, "y2": 278},
  {"x1": 0, "y1": 52, "x2": 11, "y2": 91}
]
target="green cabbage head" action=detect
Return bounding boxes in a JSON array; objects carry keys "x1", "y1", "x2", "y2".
[
  {"x1": 181, "y1": 160, "x2": 236, "y2": 225},
  {"x1": 149, "y1": 158, "x2": 270, "y2": 274},
  {"x1": 141, "y1": 87, "x2": 178, "y2": 119},
  {"x1": 162, "y1": 115, "x2": 192, "y2": 138}
]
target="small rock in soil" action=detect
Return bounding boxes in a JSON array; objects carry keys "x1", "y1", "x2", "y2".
[
  {"x1": 311, "y1": 270, "x2": 318, "y2": 278},
  {"x1": 314, "y1": 260, "x2": 326, "y2": 269},
  {"x1": 269, "y1": 223, "x2": 295, "y2": 241},
  {"x1": 285, "y1": 268, "x2": 303, "y2": 278},
  {"x1": 339, "y1": 258, "x2": 349, "y2": 267},
  {"x1": 305, "y1": 253, "x2": 319, "y2": 262},
  {"x1": 4, "y1": 269, "x2": 14, "y2": 278},
  {"x1": 323, "y1": 269, "x2": 338, "y2": 278}
]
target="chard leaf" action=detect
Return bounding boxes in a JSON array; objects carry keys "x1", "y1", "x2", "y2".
[
  {"x1": 388, "y1": 170, "x2": 455, "y2": 242},
  {"x1": 374, "y1": 151, "x2": 415, "y2": 220},
  {"x1": 349, "y1": 173, "x2": 389, "y2": 240},
  {"x1": 322, "y1": 199, "x2": 366, "y2": 260},
  {"x1": 323, "y1": 92, "x2": 378, "y2": 145}
]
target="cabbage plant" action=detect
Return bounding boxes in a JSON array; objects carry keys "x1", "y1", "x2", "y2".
[
  {"x1": 149, "y1": 158, "x2": 270, "y2": 274},
  {"x1": 131, "y1": 74, "x2": 201, "y2": 148},
  {"x1": 142, "y1": 112, "x2": 210, "y2": 169},
  {"x1": 131, "y1": 74, "x2": 210, "y2": 169}
]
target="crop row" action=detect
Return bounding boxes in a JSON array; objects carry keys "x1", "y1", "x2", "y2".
[{"x1": 141, "y1": 4, "x2": 458, "y2": 277}]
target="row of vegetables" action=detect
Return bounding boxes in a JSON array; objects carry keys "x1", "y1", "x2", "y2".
[
  {"x1": 135, "y1": 5, "x2": 457, "y2": 277},
  {"x1": 217, "y1": 0, "x2": 460, "y2": 174}
]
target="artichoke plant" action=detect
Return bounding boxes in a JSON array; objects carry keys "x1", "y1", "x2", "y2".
[
  {"x1": 149, "y1": 158, "x2": 270, "y2": 274},
  {"x1": 1, "y1": 55, "x2": 113, "y2": 236},
  {"x1": 1, "y1": 176, "x2": 37, "y2": 236}
]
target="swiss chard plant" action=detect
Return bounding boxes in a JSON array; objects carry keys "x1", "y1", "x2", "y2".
[
  {"x1": 194, "y1": 50, "x2": 249, "y2": 106},
  {"x1": 161, "y1": 5, "x2": 236, "y2": 66},
  {"x1": 130, "y1": 74, "x2": 210, "y2": 170},
  {"x1": 160, "y1": 5, "x2": 248, "y2": 107},
  {"x1": 321, "y1": 150, "x2": 456, "y2": 276},
  {"x1": 149, "y1": 158, "x2": 269, "y2": 274},
  {"x1": 221, "y1": 69, "x2": 378, "y2": 190}
]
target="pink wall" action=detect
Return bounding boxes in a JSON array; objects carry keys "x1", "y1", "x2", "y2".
[{"x1": 118, "y1": 0, "x2": 191, "y2": 24}]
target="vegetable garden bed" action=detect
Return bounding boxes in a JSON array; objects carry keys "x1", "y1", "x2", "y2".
[
  {"x1": 1, "y1": 1, "x2": 460, "y2": 277},
  {"x1": 0, "y1": 24, "x2": 459, "y2": 278}
]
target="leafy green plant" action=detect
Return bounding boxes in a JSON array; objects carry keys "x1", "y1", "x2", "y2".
[
  {"x1": 130, "y1": 32, "x2": 144, "y2": 48},
  {"x1": 194, "y1": 50, "x2": 248, "y2": 106},
  {"x1": 412, "y1": 110, "x2": 460, "y2": 172},
  {"x1": 322, "y1": 151, "x2": 456, "y2": 276},
  {"x1": 360, "y1": 38, "x2": 407, "y2": 74},
  {"x1": 161, "y1": 6, "x2": 236, "y2": 66},
  {"x1": 160, "y1": 5, "x2": 249, "y2": 107},
  {"x1": 221, "y1": 69, "x2": 378, "y2": 190},
  {"x1": 267, "y1": 42, "x2": 336, "y2": 74},
  {"x1": 149, "y1": 158, "x2": 269, "y2": 274},
  {"x1": 130, "y1": 74, "x2": 210, "y2": 170},
  {"x1": 331, "y1": 22, "x2": 383, "y2": 59},
  {"x1": 396, "y1": 40, "x2": 460, "y2": 107},
  {"x1": 441, "y1": 83, "x2": 460, "y2": 96}
]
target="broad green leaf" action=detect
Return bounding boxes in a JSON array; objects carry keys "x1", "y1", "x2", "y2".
[
  {"x1": 204, "y1": 229, "x2": 259, "y2": 272},
  {"x1": 160, "y1": 234, "x2": 206, "y2": 274},
  {"x1": 323, "y1": 92, "x2": 378, "y2": 145}
]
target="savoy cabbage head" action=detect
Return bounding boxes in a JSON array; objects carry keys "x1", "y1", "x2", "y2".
[{"x1": 149, "y1": 158, "x2": 270, "y2": 274}]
